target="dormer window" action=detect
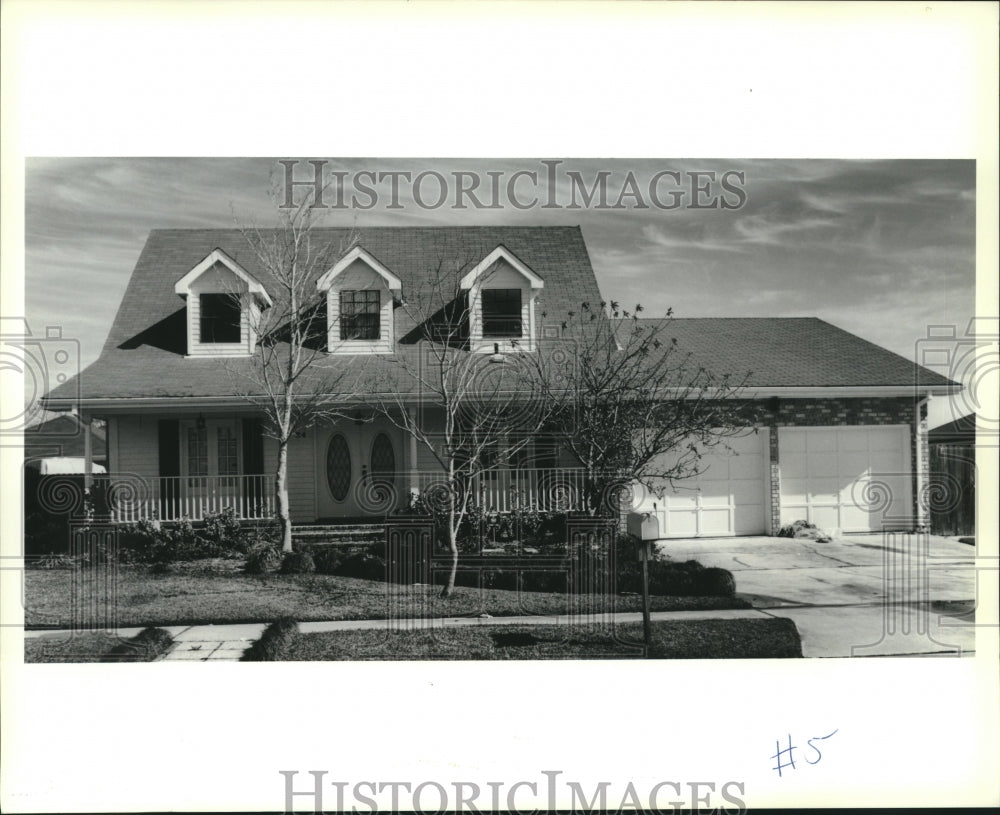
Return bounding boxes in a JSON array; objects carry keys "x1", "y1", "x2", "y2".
[
  {"x1": 340, "y1": 290, "x2": 381, "y2": 340},
  {"x1": 481, "y1": 289, "x2": 523, "y2": 339},
  {"x1": 174, "y1": 248, "x2": 272, "y2": 358},
  {"x1": 199, "y1": 294, "x2": 242, "y2": 344},
  {"x1": 459, "y1": 246, "x2": 543, "y2": 353},
  {"x1": 317, "y1": 246, "x2": 401, "y2": 355}
]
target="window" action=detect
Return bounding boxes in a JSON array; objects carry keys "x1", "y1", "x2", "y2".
[
  {"x1": 340, "y1": 290, "x2": 381, "y2": 340},
  {"x1": 481, "y1": 289, "x2": 522, "y2": 338},
  {"x1": 187, "y1": 425, "x2": 208, "y2": 485},
  {"x1": 199, "y1": 293, "x2": 242, "y2": 343},
  {"x1": 217, "y1": 426, "x2": 238, "y2": 485}
]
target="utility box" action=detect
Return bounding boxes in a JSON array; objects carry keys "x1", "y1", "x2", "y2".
[{"x1": 627, "y1": 511, "x2": 660, "y2": 560}]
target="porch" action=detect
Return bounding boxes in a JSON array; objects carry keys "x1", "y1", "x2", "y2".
[{"x1": 98, "y1": 467, "x2": 592, "y2": 523}]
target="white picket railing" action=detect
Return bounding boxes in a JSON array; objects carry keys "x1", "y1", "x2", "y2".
[
  {"x1": 99, "y1": 468, "x2": 592, "y2": 523},
  {"x1": 100, "y1": 474, "x2": 275, "y2": 523},
  {"x1": 411, "y1": 468, "x2": 590, "y2": 513}
]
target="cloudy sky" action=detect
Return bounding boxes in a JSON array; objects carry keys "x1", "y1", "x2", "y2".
[{"x1": 25, "y1": 157, "x2": 975, "y2": 421}]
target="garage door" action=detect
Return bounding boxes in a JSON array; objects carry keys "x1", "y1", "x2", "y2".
[
  {"x1": 779, "y1": 426, "x2": 912, "y2": 533},
  {"x1": 635, "y1": 430, "x2": 769, "y2": 538}
]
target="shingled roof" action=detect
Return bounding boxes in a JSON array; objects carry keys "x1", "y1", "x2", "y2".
[
  {"x1": 47, "y1": 226, "x2": 604, "y2": 404},
  {"x1": 628, "y1": 317, "x2": 957, "y2": 390},
  {"x1": 45, "y1": 227, "x2": 958, "y2": 406}
]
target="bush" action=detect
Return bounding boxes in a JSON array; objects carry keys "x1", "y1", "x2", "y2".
[
  {"x1": 244, "y1": 542, "x2": 282, "y2": 575},
  {"x1": 312, "y1": 547, "x2": 343, "y2": 575},
  {"x1": 778, "y1": 519, "x2": 832, "y2": 543},
  {"x1": 24, "y1": 511, "x2": 71, "y2": 557},
  {"x1": 33, "y1": 553, "x2": 76, "y2": 570},
  {"x1": 695, "y1": 566, "x2": 737, "y2": 597},
  {"x1": 336, "y1": 551, "x2": 387, "y2": 581},
  {"x1": 242, "y1": 618, "x2": 299, "y2": 661},
  {"x1": 280, "y1": 550, "x2": 316, "y2": 575},
  {"x1": 101, "y1": 627, "x2": 175, "y2": 662}
]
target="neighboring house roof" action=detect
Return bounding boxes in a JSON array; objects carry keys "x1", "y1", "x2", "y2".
[
  {"x1": 625, "y1": 317, "x2": 958, "y2": 391},
  {"x1": 928, "y1": 413, "x2": 976, "y2": 444},
  {"x1": 43, "y1": 226, "x2": 959, "y2": 408},
  {"x1": 23, "y1": 414, "x2": 107, "y2": 461}
]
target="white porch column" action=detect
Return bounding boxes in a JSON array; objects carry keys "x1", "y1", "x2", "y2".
[
  {"x1": 82, "y1": 411, "x2": 93, "y2": 491},
  {"x1": 407, "y1": 406, "x2": 418, "y2": 494}
]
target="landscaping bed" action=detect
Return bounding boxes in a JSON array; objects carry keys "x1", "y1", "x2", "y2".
[{"x1": 280, "y1": 618, "x2": 803, "y2": 660}]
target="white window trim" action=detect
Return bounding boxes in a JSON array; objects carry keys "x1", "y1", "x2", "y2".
[
  {"x1": 461, "y1": 246, "x2": 543, "y2": 354},
  {"x1": 175, "y1": 248, "x2": 271, "y2": 358},
  {"x1": 316, "y1": 246, "x2": 402, "y2": 293},
  {"x1": 459, "y1": 246, "x2": 544, "y2": 291},
  {"x1": 175, "y1": 248, "x2": 272, "y2": 306}
]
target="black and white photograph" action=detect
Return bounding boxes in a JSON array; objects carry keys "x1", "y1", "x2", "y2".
[
  {"x1": 1, "y1": 3, "x2": 997, "y2": 814},
  {"x1": 17, "y1": 156, "x2": 980, "y2": 665}
]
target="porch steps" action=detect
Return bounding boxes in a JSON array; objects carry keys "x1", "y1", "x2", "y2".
[{"x1": 291, "y1": 523, "x2": 386, "y2": 546}]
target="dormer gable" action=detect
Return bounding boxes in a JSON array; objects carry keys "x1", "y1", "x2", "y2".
[
  {"x1": 174, "y1": 248, "x2": 271, "y2": 358},
  {"x1": 460, "y1": 246, "x2": 544, "y2": 352},
  {"x1": 317, "y1": 246, "x2": 400, "y2": 354}
]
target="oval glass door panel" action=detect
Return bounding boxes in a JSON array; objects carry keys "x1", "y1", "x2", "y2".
[
  {"x1": 326, "y1": 434, "x2": 351, "y2": 501},
  {"x1": 370, "y1": 433, "x2": 395, "y2": 477}
]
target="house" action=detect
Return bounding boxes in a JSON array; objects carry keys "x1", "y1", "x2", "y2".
[
  {"x1": 42, "y1": 226, "x2": 960, "y2": 538},
  {"x1": 23, "y1": 412, "x2": 106, "y2": 466}
]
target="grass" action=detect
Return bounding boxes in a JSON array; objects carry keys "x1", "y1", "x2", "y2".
[
  {"x1": 282, "y1": 618, "x2": 803, "y2": 660},
  {"x1": 25, "y1": 564, "x2": 749, "y2": 629},
  {"x1": 24, "y1": 627, "x2": 175, "y2": 663}
]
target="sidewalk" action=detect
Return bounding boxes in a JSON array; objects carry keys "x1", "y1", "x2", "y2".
[{"x1": 23, "y1": 601, "x2": 976, "y2": 659}]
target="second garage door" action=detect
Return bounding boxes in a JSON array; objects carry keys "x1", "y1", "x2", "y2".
[{"x1": 778, "y1": 426, "x2": 912, "y2": 533}]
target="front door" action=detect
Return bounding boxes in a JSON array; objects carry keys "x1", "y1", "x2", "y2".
[{"x1": 318, "y1": 424, "x2": 401, "y2": 518}]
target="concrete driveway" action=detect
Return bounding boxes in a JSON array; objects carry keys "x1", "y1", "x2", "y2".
[{"x1": 656, "y1": 533, "x2": 979, "y2": 657}]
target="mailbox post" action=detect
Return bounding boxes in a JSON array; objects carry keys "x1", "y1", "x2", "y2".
[{"x1": 627, "y1": 510, "x2": 660, "y2": 654}]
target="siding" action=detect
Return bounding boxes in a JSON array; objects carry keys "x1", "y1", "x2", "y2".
[
  {"x1": 326, "y1": 261, "x2": 394, "y2": 354},
  {"x1": 287, "y1": 432, "x2": 317, "y2": 521}
]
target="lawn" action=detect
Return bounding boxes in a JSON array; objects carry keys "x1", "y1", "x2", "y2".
[
  {"x1": 24, "y1": 563, "x2": 750, "y2": 629},
  {"x1": 24, "y1": 627, "x2": 174, "y2": 663},
  {"x1": 282, "y1": 618, "x2": 803, "y2": 660}
]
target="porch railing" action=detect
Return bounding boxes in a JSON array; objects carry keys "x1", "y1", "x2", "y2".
[
  {"x1": 98, "y1": 474, "x2": 275, "y2": 523},
  {"x1": 412, "y1": 468, "x2": 590, "y2": 513},
  {"x1": 96, "y1": 468, "x2": 591, "y2": 523}
]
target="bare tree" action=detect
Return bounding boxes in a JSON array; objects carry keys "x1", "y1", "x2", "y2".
[
  {"x1": 530, "y1": 301, "x2": 757, "y2": 516},
  {"x1": 227, "y1": 185, "x2": 360, "y2": 552},
  {"x1": 365, "y1": 259, "x2": 555, "y2": 597}
]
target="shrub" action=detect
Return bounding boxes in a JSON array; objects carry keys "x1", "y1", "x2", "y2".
[
  {"x1": 336, "y1": 551, "x2": 387, "y2": 581},
  {"x1": 242, "y1": 618, "x2": 299, "y2": 661},
  {"x1": 24, "y1": 511, "x2": 71, "y2": 557},
  {"x1": 101, "y1": 627, "x2": 175, "y2": 662},
  {"x1": 33, "y1": 553, "x2": 76, "y2": 570},
  {"x1": 280, "y1": 550, "x2": 316, "y2": 575},
  {"x1": 312, "y1": 547, "x2": 343, "y2": 575},
  {"x1": 200, "y1": 507, "x2": 249, "y2": 552},
  {"x1": 778, "y1": 519, "x2": 832, "y2": 543},
  {"x1": 695, "y1": 566, "x2": 737, "y2": 597},
  {"x1": 244, "y1": 542, "x2": 282, "y2": 575}
]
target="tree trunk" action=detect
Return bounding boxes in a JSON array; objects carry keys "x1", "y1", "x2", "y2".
[
  {"x1": 275, "y1": 440, "x2": 293, "y2": 553},
  {"x1": 440, "y1": 511, "x2": 459, "y2": 597}
]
